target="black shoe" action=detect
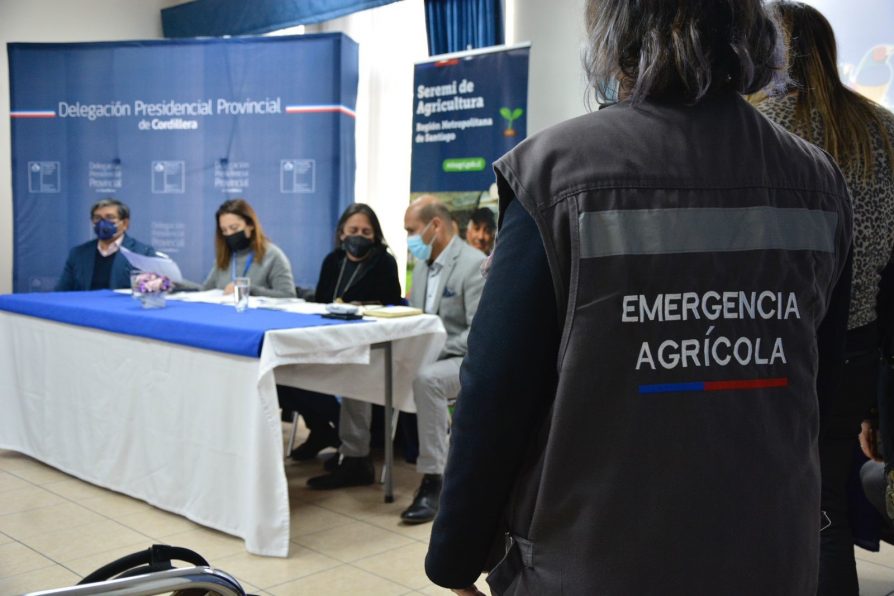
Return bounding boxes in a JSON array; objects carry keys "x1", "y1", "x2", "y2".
[
  {"x1": 323, "y1": 453, "x2": 341, "y2": 472},
  {"x1": 290, "y1": 426, "x2": 340, "y2": 461},
  {"x1": 307, "y1": 456, "x2": 374, "y2": 489},
  {"x1": 400, "y1": 474, "x2": 442, "y2": 524}
]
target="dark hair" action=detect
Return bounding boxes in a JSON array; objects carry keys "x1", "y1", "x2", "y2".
[
  {"x1": 90, "y1": 198, "x2": 129, "y2": 221},
  {"x1": 214, "y1": 198, "x2": 269, "y2": 269},
  {"x1": 335, "y1": 203, "x2": 387, "y2": 249},
  {"x1": 469, "y1": 207, "x2": 496, "y2": 233},
  {"x1": 766, "y1": 1, "x2": 894, "y2": 180},
  {"x1": 584, "y1": 0, "x2": 787, "y2": 105}
]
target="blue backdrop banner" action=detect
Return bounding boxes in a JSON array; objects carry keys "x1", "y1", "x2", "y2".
[
  {"x1": 9, "y1": 33, "x2": 358, "y2": 293},
  {"x1": 410, "y1": 44, "x2": 529, "y2": 223}
]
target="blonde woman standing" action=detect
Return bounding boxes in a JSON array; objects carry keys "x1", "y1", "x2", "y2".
[{"x1": 755, "y1": 3, "x2": 894, "y2": 594}]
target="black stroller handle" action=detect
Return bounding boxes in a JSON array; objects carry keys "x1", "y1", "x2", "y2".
[{"x1": 79, "y1": 544, "x2": 210, "y2": 585}]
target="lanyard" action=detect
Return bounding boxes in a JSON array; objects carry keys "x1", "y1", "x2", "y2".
[
  {"x1": 231, "y1": 253, "x2": 254, "y2": 281},
  {"x1": 333, "y1": 257, "x2": 362, "y2": 302}
]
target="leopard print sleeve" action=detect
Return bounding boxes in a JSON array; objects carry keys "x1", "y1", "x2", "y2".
[{"x1": 757, "y1": 96, "x2": 894, "y2": 329}]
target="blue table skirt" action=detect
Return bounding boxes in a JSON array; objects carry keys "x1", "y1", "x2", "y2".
[{"x1": 0, "y1": 290, "x2": 365, "y2": 358}]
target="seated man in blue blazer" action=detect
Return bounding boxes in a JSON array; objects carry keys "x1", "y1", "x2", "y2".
[{"x1": 55, "y1": 198, "x2": 157, "y2": 291}]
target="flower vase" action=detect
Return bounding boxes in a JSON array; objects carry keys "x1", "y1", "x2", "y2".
[{"x1": 140, "y1": 292, "x2": 167, "y2": 309}]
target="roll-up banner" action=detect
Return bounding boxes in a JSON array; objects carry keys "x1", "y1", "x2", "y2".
[
  {"x1": 8, "y1": 33, "x2": 358, "y2": 292},
  {"x1": 409, "y1": 43, "x2": 530, "y2": 266}
]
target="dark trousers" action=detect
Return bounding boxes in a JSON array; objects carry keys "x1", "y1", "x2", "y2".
[
  {"x1": 819, "y1": 437, "x2": 861, "y2": 595},
  {"x1": 277, "y1": 385, "x2": 340, "y2": 434},
  {"x1": 818, "y1": 325, "x2": 882, "y2": 596},
  {"x1": 860, "y1": 460, "x2": 890, "y2": 528}
]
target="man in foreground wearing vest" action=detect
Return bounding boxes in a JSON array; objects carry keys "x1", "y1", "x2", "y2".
[
  {"x1": 425, "y1": 1, "x2": 854, "y2": 594},
  {"x1": 309, "y1": 196, "x2": 485, "y2": 524}
]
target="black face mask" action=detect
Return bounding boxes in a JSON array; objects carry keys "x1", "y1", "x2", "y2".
[
  {"x1": 225, "y1": 230, "x2": 251, "y2": 252},
  {"x1": 342, "y1": 235, "x2": 375, "y2": 259}
]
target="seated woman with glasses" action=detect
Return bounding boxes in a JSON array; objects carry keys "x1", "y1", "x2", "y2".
[
  {"x1": 202, "y1": 198, "x2": 296, "y2": 298},
  {"x1": 56, "y1": 198, "x2": 158, "y2": 291}
]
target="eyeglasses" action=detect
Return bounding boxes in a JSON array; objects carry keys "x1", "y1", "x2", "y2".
[{"x1": 91, "y1": 216, "x2": 120, "y2": 224}]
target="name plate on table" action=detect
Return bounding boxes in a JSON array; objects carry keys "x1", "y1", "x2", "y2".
[{"x1": 0, "y1": 290, "x2": 368, "y2": 358}]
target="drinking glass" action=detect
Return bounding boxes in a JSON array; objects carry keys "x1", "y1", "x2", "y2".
[{"x1": 234, "y1": 277, "x2": 250, "y2": 312}]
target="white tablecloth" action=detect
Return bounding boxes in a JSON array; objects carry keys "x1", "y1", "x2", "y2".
[{"x1": 0, "y1": 309, "x2": 445, "y2": 556}]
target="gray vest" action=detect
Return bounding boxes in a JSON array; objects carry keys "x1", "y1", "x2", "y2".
[{"x1": 490, "y1": 93, "x2": 852, "y2": 595}]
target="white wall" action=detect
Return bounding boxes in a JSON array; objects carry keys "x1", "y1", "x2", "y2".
[
  {"x1": 507, "y1": 0, "x2": 589, "y2": 135},
  {"x1": 310, "y1": 2, "x2": 429, "y2": 287},
  {"x1": 0, "y1": 0, "x2": 187, "y2": 294},
  {"x1": 306, "y1": 0, "x2": 589, "y2": 281}
]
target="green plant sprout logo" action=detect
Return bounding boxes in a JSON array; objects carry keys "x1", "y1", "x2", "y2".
[{"x1": 500, "y1": 107, "x2": 524, "y2": 137}]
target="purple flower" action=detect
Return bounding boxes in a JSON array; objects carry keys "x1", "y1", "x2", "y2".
[{"x1": 135, "y1": 272, "x2": 172, "y2": 294}]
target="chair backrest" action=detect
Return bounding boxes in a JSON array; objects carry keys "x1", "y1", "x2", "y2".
[{"x1": 296, "y1": 285, "x2": 316, "y2": 301}]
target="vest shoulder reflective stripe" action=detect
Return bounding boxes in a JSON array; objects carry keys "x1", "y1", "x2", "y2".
[{"x1": 578, "y1": 206, "x2": 838, "y2": 258}]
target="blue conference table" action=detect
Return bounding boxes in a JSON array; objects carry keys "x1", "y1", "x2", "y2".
[
  {"x1": 0, "y1": 290, "x2": 446, "y2": 556},
  {"x1": 0, "y1": 289, "x2": 363, "y2": 357}
]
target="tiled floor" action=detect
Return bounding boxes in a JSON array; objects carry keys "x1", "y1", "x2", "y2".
[
  {"x1": 3, "y1": 432, "x2": 894, "y2": 596},
  {"x1": 0, "y1": 431, "x2": 453, "y2": 595}
]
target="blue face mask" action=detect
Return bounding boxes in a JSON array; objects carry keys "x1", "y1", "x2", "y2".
[
  {"x1": 94, "y1": 218, "x2": 118, "y2": 241},
  {"x1": 407, "y1": 222, "x2": 433, "y2": 261},
  {"x1": 596, "y1": 77, "x2": 621, "y2": 107}
]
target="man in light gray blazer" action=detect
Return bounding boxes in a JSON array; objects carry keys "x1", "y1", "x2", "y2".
[{"x1": 309, "y1": 196, "x2": 486, "y2": 524}]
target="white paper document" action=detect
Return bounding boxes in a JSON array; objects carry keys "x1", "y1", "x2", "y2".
[
  {"x1": 120, "y1": 247, "x2": 183, "y2": 282},
  {"x1": 167, "y1": 289, "x2": 232, "y2": 304},
  {"x1": 250, "y1": 297, "x2": 320, "y2": 314},
  {"x1": 363, "y1": 305, "x2": 423, "y2": 318}
]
